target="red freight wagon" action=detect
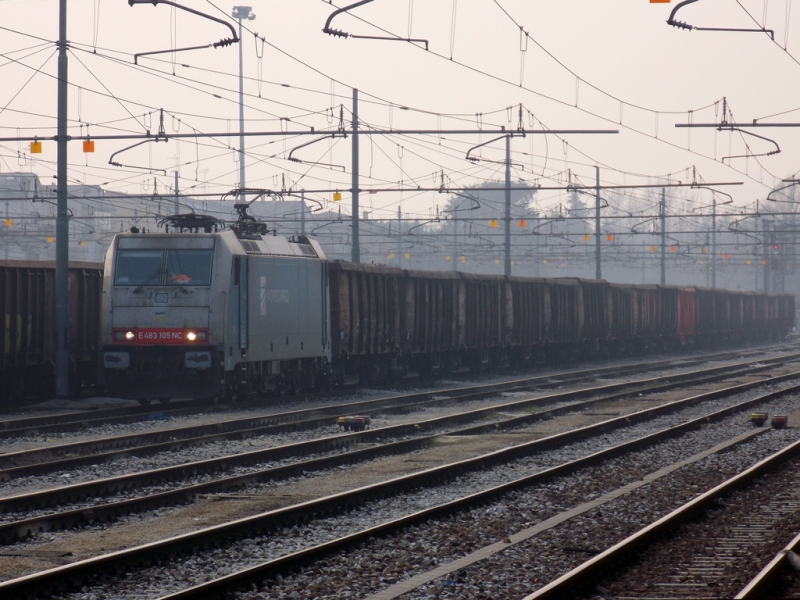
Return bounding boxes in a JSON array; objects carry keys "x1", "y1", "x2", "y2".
[{"x1": 634, "y1": 285, "x2": 659, "y2": 343}]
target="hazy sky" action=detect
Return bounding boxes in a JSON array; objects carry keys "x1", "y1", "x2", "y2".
[{"x1": 1, "y1": 0, "x2": 799, "y2": 221}]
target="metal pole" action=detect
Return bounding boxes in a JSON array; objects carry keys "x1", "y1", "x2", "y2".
[
  {"x1": 595, "y1": 166, "x2": 601, "y2": 280},
  {"x1": 231, "y1": 7, "x2": 253, "y2": 197},
  {"x1": 55, "y1": 0, "x2": 70, "y2": 399},
  {"x1": 351, "y1": 88, "x2": 360, "y2": 263},
  {"x1": 754, "y1": 216, "x2": 759, "y2": 291},
  {"x1": 4, "y1": 201, "x2": 8, "y2": 260},
  {"x1": 237, "y1": 15, "x2": 245, "y2": 196},
  {"x1": 711, "y1": 194, "x2": 717, "y2": 288},
  {"x1": 504, "y1": 134, "x2": 511, "y2": 277},
  {"x1": 397, "y1": 206, "x2": 402, "y2": 268},
  {"x1": 764, "y1": 220, "x2": 770, "y2": 292},
  {"x1": 453, "y1": 213, "x2": 458, "y2": 272},
  {"x1": 660, "y1": 187, "x2": 666, "y2": 285},
  {"x1": 173, "y1": 171, "x2": 179, "y2": 216},
  {"x1": 534, "y1": 216, "x2": 540, "y2": 277},
  {"x1": 300, "y1": 189, "x2": 305, "y2": 236}
]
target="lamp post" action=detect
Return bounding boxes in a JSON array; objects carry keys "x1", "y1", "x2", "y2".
[{"x1": 231, "y1": 6, "x2": 255, "y2": 197}]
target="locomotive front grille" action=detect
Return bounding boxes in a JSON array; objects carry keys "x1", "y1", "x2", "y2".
[{"x1": 103, "y1": 345, "x2": 221, "y2": 399}]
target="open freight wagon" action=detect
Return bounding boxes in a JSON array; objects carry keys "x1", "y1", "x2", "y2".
[
  {"x1": 328, "y1": 262, "x2": 791, "y2": 380},
  {"x1": 0, "y1": 260, "x2": 102, "y2": 402}
]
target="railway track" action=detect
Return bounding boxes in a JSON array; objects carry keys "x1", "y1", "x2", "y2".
[
  {"x1": 735, "y1": 528, "x2": 800, "y2": 600},
  {"x1": 0, "y1": 360, "x2": 797, "y2": 545},
  {"x1": 2, "y1": 353, "x2": 800, "y2": 598},
  {"x1": 525, "y1": 438, "x2": 800, "y2": 600},
  {"x1": 739, "y1": 529, "x2": 800, "y2": 599},
  {"x1": 0, "y1": 353, "x2": 794, "y2": 519},
  {"x1": 1, "y1": 341, "x2": 795, "y2": 438},
  {"x1": 3, "y1": 349, "x2": 797, "y2": 479}
]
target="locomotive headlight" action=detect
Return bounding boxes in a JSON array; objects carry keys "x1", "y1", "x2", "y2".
[
  {"x1": 197, "y1": 331, "x2": 207, "y2": 341},
  {"x1": 125, "y1": 331, "x2": 135, "y2": 341},
  {"x1": 186, "y1": 331, "x2": 198, "y2": 341}
]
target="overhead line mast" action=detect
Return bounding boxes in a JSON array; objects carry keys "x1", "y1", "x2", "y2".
[{"x1": 55, "y1": 0, "x2": 69, "y2": 398}]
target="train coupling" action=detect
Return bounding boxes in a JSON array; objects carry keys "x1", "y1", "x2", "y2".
[
  {"x1": 772, "y1": 415, "x2": 788, "y2": 429},
  {"x1": 338, "y1": 416, "x2": 371, "y2": 432},
  {"x1": 750, "y1": 412, "x2": 769, "y2": 427}
]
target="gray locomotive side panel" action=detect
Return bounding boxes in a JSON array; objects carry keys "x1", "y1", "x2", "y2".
[{"x1": 245, "y1": 255, "x2": 327, "y2": 361}]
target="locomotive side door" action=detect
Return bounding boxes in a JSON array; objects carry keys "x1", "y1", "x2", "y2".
[{"x1": 238, "y1": 255, "x2": 248, "y2": 355}]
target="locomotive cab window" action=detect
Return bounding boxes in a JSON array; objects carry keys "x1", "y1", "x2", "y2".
[
  {"x1": 165, "y1": 249, "x2": 213, "y2": 285},
  {"x1": 114, "y1": 248, "x2": 213, "y2": 286},
  {"x1": 115, "y1": 250, "x2": 163, "y2": 285}
]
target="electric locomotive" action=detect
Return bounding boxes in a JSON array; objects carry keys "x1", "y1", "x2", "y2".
[{"x1": 100, "y1": 209, "x2": 330, "y2": 404}]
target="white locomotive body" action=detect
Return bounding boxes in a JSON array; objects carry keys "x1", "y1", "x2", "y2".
[{"x1": 101, "y1": 226, "x2": 330, "y2": 403}]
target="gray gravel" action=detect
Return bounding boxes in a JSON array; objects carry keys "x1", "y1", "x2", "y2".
[
  {"x1": 43, "y1": 389, "x2": 800, "y2": 600},
  {"x1": 1, "y1": 375, "x2": 794, "y2": 527}
]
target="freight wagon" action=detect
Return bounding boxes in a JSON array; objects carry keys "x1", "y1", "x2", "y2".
[
  {"x1": 328, "y1": 263, "x2": 794, "y2": 382},
  {"x1": 0, "y1": 260, "x2": 102, "y2": 403}
]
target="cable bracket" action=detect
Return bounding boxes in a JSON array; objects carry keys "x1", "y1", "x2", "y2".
[
  {"x1": 323, "y1": 0, "x2": 429, "y2": 50},
  {"x1": 128, "y1": 0, "x2": 240, "y2": 64}
]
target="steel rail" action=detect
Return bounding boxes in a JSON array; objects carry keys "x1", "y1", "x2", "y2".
[
  {"x1": 735, "y1": 530, "x2": 800, "y2": 598},
  {"x1": 0, "y1": 372, "x2": 800, "y2": 598},
  {"x1": 1, "y1": 345, "x2": 777, "y2": 438},
  {"x1": 0, "y1": 354, "x2": 789, "y2": 482},
  {"x1": 524, "y1": 443, "x2": 800, "y2": 600},
  {"x1": 155, "y1": 386, "x2": 800, "y2": 600},
  {"x1": 0, "y1": 386, "x2": 367, "y2": 437},
  {"x1": 3, "y1": 369, "x2": 796, "y2": 599},
  {"x1": 1, "y1": 342, "x2": 794, "y2": 437},
  {"x1": 0, "y1": 399, "x2": 209, "y2": 433},
  {"x1": 0, "y1": 359, "x2": 781, "y2": 518},
  {"x1": 0, "y1": 360, "x2": 800, "y2": 544}
]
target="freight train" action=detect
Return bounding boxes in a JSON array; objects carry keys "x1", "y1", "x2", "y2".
[
  {"x1": 1, "y1": 207, "x2": 795, "y2": 405},
  {"x1": 97, "y1": 209, "x2": 794, "y2": 403}
]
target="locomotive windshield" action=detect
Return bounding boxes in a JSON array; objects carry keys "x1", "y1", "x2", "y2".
[
  {"x1": 115, "y1": 249, "x2": 213, "y2": 286},
  {"x1": 165, "y1": 249, "x2": 213, "y2": 285}
]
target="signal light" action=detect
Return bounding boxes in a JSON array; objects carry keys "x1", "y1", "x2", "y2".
[{"x1": 771, "y1": 243, "x2": 780, "y2": 254}]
